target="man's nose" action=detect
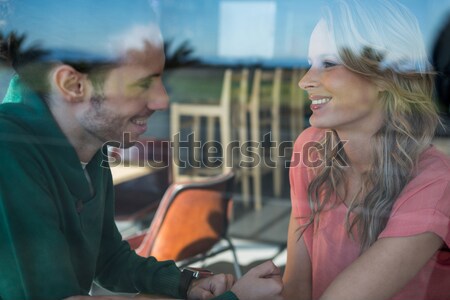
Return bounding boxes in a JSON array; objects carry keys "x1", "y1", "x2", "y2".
[{"x1": 147, "y1": 81, "x2": 169, "y2": 110}]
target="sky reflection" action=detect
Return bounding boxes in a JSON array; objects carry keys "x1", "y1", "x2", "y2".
[{"x1": 1, "y1": 0, "x2": 450, "y2": 66}]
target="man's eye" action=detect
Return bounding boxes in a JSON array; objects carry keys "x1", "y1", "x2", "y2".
[
  {"x1": 139, "y1": 83, "x2": 150, "y2": 89},
  {"x1": 137, "y1": 81, "x2": 152, "y2": 89}
]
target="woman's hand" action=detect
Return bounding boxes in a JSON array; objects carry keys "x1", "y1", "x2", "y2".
[{"x1": 230, "y1": 261, "x2": 283, "y2": 300}]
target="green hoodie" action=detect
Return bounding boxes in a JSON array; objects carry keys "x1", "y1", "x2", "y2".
[{"x1": 0, "y1": 77, "x2": 237, "y2": 300}]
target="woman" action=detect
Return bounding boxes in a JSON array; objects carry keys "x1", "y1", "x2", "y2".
[{"x1": 283, "y1": 1, "x2": 450, "y2": 299}]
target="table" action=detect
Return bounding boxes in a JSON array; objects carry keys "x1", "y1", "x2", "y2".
[
  {"x1": 110, "y1": 164, "x2": 154, "y2": 185},
  {"x1": 134, "y1": 294, "x2": 173, "y2": 299},
  {"x1": 111, "y1": 163, "x2": 171, "y2": 221}
]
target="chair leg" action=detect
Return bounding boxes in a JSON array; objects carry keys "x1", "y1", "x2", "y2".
[
  {"x1": 250, "y1": 102, "x2": 262, "y2": 211},
  {"x1": 238, "y1": 112, "x2": 251, "y2": 208},
  {"x1": 241, "y1": 170, "x2": 251, "y2": 208},
  {"x1": 171, "y1": 104, "x2": 181, "y2": 182},
  {"x1": 274, "y1": 166, "x2": 282, "y2": 198},
  {"x1": 220, "y1": 110, "x2": 232, "y2": 176},
  {"x1": 192, "y1": 116, "x2": 201, "y2": 176},
  {"x1": 225, "y1": 237, "x2": 242, "y2": 278},
  {"x1": 176, "y1": 238, "x2": 242, "y2": 279},
  {"x1": 206, "y1": 116, "x2": 215, "y2": 143},
  {"x1": 253, "y1": 166, "x2": 262, "y2": 211},
  {"x1": 272, "y1": 69, "x2": 282, "y2": 199},
  {"x1": 206, "y1": 116, "x2": 216, "y2": 168},
  {"x1": 272, "y1": 123, "x2": 282, "y2": 198}
]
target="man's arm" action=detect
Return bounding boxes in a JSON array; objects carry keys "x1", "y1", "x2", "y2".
[
  {"x1": 91, "y1": 169, "x2": 183, "y2": 297},
  {"x1": 0, "y1": 141, "x2": 83, "y2": 299},
  {"x1": 186, "y1": 261, "x2": 284, "y2": 300}
]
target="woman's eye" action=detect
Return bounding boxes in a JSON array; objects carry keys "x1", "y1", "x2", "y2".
[{"x1": 323, "y1": 61, "x2": 338, "y2": 68}]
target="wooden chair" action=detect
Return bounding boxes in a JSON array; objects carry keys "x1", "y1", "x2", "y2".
[
  {"x1": 239, "y1": 68, "x2": 282, "y2": 210},
  {"x1": 170, "y1": 69, "x2": 249, "y2": 183},
  {"x1": 126, "y1": 172, "x2": 242, "y2": 277}
]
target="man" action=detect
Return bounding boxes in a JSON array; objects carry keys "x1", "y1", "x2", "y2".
[{"x1": 0, "y1": 1, "x2": 283, "y2": 299}]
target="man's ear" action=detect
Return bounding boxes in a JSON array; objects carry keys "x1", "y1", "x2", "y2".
[{"x1": 51, "y1": 65, "x2": 89, "y2": 102}]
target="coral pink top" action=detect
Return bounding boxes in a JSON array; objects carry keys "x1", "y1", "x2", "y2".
[{"x1": 290, "y1": 127, "x2": 450, "y2": 300}]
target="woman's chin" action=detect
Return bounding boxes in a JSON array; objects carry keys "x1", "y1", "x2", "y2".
[{"x1": 309, "y1": 118, "x2": 330, "y2": 130}]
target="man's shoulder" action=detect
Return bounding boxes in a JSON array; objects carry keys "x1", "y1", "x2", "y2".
[
  {"x1": 0, "y1": 102, "x2": 35, "y2": 127},
  {"x1": 0, "y1": 103, "x2": 36, "y2": 137},
  {"x1": 0, "y1": 109, "x2": 31, "y2": 137},
  {"x1": 0, "y1": 104, "x2": 46, "y2": 161}
]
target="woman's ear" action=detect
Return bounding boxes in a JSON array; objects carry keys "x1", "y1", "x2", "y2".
[
  {"x1": 51, "y1": 65, "x2": 89, "y2": 102},
  {"x1": 374, "y1": 79, "x2": 387, "y2": 93}
]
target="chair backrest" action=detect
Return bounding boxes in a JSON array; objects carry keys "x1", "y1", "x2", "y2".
[
  {"x1": 170, "y1": 68, "x2": 249, "y2": 182},
  {"x1": 219, "y1": 69, "x2": 232, "y2": 112},
  {"x1": 249, "y1": 68, "x2": 282, "y2": 113},
  {"x1": 221, "y1": 68, "x2": 249, "y2": 109},
  {"x1": 133, "y1": 172, "x2": 235, "y2": 261}
]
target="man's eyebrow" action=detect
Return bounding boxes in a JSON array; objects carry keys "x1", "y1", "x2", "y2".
[{"x1": 130, "y1": 73, "x2": 161, "y2": 86}]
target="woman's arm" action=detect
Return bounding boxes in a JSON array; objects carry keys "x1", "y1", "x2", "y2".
[
  {"x1": 320, "y1": 232, "x2": 443, "y2": 300},
  {"x1": 282, "y1": 212, "x2": 312, "y2": 300}
]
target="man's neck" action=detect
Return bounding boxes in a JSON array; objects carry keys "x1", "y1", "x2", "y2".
[{"x1": 49, "y1": 103, "x2": 101, "y2": 163}]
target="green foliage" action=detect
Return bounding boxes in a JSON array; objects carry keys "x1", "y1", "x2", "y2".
[
  {"x1": 0, "y1": 31, "x2": 49, "y2": 68},
  {"x1": 164, "y1": 39, "x2": 199, "y2": 69}
]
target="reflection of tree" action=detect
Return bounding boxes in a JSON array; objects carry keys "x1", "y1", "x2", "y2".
[
  {"x1": 164, "y1": 39, "x2": 199, "y2": 69},
  {"x1": 433, "y1": 16, "x2": 450, "y2": 115},
  {"x1": 0, "y1": 32, "x2": 197, "y2": 70},
  {"x1": 0, "y1": 31, "x2": 49, "y2": 68}
]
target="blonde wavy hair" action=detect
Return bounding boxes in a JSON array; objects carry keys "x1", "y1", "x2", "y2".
[{"x1": 303, "y1": 0, "x2": 440, "y2": 251}]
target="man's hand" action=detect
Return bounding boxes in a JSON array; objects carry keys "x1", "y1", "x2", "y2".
[
  {"x1": 230, "y1": 261, "x2": 283, "y2": 300},
  {"x1": 64, "y1": 296, "x2": 135, "y2": 299},
  {"x1": 187, "y1": 273, "x2": 235, "y2": 299}
]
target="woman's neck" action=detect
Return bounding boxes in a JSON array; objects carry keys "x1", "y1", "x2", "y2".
[{"x1": 337, "y1": 130, "x2": 376, "y2": 175}]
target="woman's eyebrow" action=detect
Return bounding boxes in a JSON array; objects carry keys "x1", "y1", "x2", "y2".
[{"x1": 308, "y1": 54, "x2": 339, "y2": 60}]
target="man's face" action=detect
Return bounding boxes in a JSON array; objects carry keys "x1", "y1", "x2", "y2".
[{"x1": 78, "y1": 41, "x2": 168, "y2": 148}]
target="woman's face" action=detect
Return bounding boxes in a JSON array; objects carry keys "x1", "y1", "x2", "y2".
[{"x1": 299, "y1": 20, "x2": 384, "y2": 135}]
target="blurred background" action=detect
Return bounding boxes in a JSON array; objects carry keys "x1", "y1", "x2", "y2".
[{"x1": 1, "y1": 0, "x2": 450, "y2": 284}]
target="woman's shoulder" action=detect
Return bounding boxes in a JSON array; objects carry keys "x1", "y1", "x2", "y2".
[
  {"x1": 382, "y1": 146, "x2": 450, "y2": 246},
  {"x1": 417, "y1": 145, "x2": 450, "y2": 181},
  {"x1": 392, "y1": 146, "x2": 450, "y2": 213}
]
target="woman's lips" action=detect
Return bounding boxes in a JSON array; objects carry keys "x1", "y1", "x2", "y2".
[{"x1": 310, "y1": 97, "x2": 332, "y2": 111}]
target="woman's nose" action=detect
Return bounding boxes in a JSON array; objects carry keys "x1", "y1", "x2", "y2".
[{"x1": 298, "y1": 67, "x2": 319, "y2": 90}]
